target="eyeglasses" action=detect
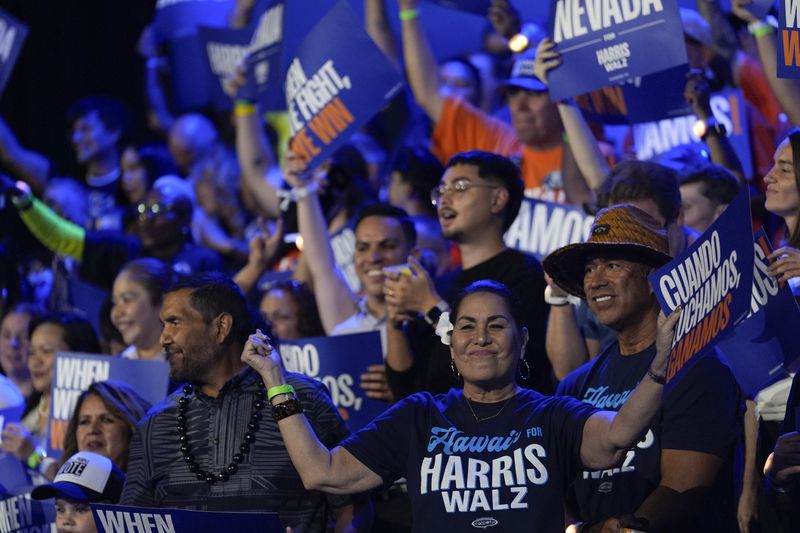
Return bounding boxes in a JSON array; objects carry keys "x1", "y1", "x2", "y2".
[
  {"x1": 136, "y1": 202, "x2": 173, "y2": 220},
  {"x1": 430, "y1": 178, "x2": 499, "y2": 206}
]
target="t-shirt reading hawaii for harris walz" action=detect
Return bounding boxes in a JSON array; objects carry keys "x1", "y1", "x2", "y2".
[{"x1": 342, "y1": 388, "x2": 596, "y2": 532}]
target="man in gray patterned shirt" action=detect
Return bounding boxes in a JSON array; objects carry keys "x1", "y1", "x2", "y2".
[{"x1": 120, "y1": 272, "x2": 371, "y2": 532}]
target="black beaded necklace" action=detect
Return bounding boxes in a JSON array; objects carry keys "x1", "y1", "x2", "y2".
[{"x1": 177, "y1": 379, "x2": 267, "y2": 484}]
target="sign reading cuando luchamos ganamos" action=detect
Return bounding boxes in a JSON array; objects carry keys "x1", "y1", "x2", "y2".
[{"x1": 648, "y1": 187, "x2": 754, "y2": 391}]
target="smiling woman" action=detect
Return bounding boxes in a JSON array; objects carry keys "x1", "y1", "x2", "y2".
[
  {"x1": 61, "y1": 380, "x2": 152, "y2": 472},
  {"x1": 241, "y1": 279, "x2": 682, "y2": 532}
]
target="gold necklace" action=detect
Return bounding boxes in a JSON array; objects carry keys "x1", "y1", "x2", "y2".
[{"x1": 464, "y1": 395, "x2": 514, "y2": 422}]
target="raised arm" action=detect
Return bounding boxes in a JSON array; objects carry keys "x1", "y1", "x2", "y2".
[
  {"x1": 284, "y1": 151, "x2": 357, "y2": 333},
  {"x1": 579, "y1": 309, "x2": 680, "y2": 469},
  {"x1": 0, "y1": 117, "x2": 50, "y2": 196},
  {"x1": 1, "y1": 176, "x2": 86, "y2": 260},
  {"x1": 398, "y1": 0, "x2": 444, "y2": 122},
  {"x1": 684, "y1": 73, "x2": 745, "y2": 184},
  {"x1": 732, "y1": 1, "x2": 800, "y2": 126},
  {"x1": 242, "y1": 332, "x2": 384, "y2": 493},
  {"x1": 365, "y1": 0, "x2": 399, "y2": 69},
  {"x1": 534, "y1": 38, "x2": 609, "y2": 195}
]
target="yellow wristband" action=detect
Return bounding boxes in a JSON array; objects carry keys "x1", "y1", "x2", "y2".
[
  {"x1": 399, "y1": 8, "x2": 419, "y2": 21},
  {"x1": 234, "y1": 102, "x2": 257, "y2": 117}
]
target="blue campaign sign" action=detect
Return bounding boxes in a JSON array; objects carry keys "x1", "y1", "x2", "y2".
[
  {"x1": 92, "y1": 504, "x2": 282, "y2": 533},
  {"x1": 504, "y1": 197, "x2": 594, "y2": 260},
  {"x1": 0, "y1": 8, "x2": 28, "y2": 97},
  {"x1": 424, "y1": 0, "x2": 490, "y2": 15},
  {"x1": 718, "y1": 230, "x2": 800, "y2": 398},
  {"x1": 278, "y1": 332, "x2": 386, "y2": 431},
  {"x1": 0, "y1": 492, "x2": 55, "y2": 530},
  {"x1": 330, "y1": 223, "x2": 360, "y2": 294},
  {"x1": 47, "y1": 353, "x2": 170, "y2": 458},
  {"x1": 0, "y1": 403, "x2": 31, "y2": 495},
  {"x1": 546, "y1": 0, "x2": 687, "y2": 101},
  {"x1": 648, "y1": 187, "x2": 754, "y2": 390},
  {"x1": 152, "y1": 0, "x2": 235, "y2": 42},
  {"x1": 779, "y1": 0, "x2": 800, "y2": 78},
  {"x1": 576, "y1": 64, "x2": 691, "y2": 125},
  {"x1": 198, "y1": 25, "x2": 251, "y2": 110},
  {"x1": 245, "y1": 1, "x2": 286, "y2": 112},
  {"x1": 746, "y1": 0, "x2": 775, "y2": 21},
  {"x1": 285, "y1": 0, "x2": 404, "y2": 170},
  {"x1": 633, "y1": 88, "x2": 753, "y2": 179}
]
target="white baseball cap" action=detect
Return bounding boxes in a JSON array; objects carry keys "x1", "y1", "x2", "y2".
[{"x1": 31, "y1": 451, "x2": 125, "y2": 502}]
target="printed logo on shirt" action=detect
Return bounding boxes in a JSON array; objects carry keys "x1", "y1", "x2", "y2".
[
  {"x1": 471, "y1": 517, "x2": 498, "y2": 529},
  {"x1": 422, "y1": 427, "x2": 550, "y2": 514},
  {"x1": 581, "y1": 429, "x2": 655, "y2": 483},
  {"x1": 581, "y1": 385, "x2": 635, "y2": 409}
]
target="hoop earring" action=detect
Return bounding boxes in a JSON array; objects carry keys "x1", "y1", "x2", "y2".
[
  {"x1": 450, "y1": 358, "x2": 461, "y2": 380},
  {"x1": 518, "y1": 358, "x2": 530, "y2": 381}
]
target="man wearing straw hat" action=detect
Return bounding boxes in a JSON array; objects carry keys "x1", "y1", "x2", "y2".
[{"x1": 543, "y1": 204, "x2": 741, "y2": 532}]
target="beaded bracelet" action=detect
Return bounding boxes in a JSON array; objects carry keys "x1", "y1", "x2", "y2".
[{"x1": 272, "y1": 398, "x2": 304, "y2": 422}]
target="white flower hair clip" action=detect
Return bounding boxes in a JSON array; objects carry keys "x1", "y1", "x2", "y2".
[{"x1": 435, "y1": 311, "x2": 453, "y2": 346}]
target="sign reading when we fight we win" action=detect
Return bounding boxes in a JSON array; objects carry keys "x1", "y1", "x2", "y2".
[
  {"x1": 47, "y1": 353, "x2": 170, "y2": 459},
  {"x1": 285, "y1": 0, "x2": 403, "y2": 170},
  {"x1": 546, "y1": 0, "x2": 687, "y2": 101},
  {"x1": 648, "y1": 188, "x2": 754, "y2": 391},
  {"x1": 91, "y1": 504, "x2": 282, "y2": 533},
  {"x1": 780, "y1": 0, "x2": 800, "y2": 78}
]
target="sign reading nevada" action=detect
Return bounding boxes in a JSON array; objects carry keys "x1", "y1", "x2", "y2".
[{"x1": 547, "y1": 0, "x2": 687, "y2": 100}]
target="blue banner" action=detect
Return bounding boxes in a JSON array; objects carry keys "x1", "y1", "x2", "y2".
[
  {"x1": 717, "y1": 230, "x2": 800, "y2": 398},
  {"x1": 746, "y1": 0, "x2": 775, "y2": 21},
  {"x1": 285, "y1": 0, "x2": 404, "y2": 170},
  {"x1": 0, "y1": 8, "x2": 28, "y2": 98},
  {"x1": 278, "y1": 332, "x2": 386, "y2": 431},
  {"x1": 198, "y1": 25, "x2": 251, "y2": 110},
  {"x1": 779, "y1": 0, "x2": 800, "y2": 78},
  {"x1": 0, "y1": 403, "x2": 30, "y2": 496},
  {"x1": 92, "y1": 504, "x2": 282, "y2": 533},
  {"x1": 546, "y1": 0, "x2": 687, "y2": 101},
  {"x1": 633, "y1": 88, "x2": 753, "y2": 179},
  {"x1": 424, "y1": 0, "x2": 490, "y2": 15},
  {"x1": 330, "y1": 223, "x2": 361, "y2": 294},
  {"x1": 245, "y1": 1, "x2": 286, "y2": 111},
  {"x1": 648, "y1": 187, "x2": 754, "y2": 390},
  {"x1": 152, "y1": 0, "x2": 235, "y2": 42},
  {"x1": 47, "y1": 353, "x2": 170, "y2": 459},
  {"x1": 0, "y1": 492, "x2": 55, "y2": 530},
  {"x1": 504, "y1": 197, "x2": 594, "y2": 260},
  {"x1": 575, "y1": 64, "x2": 690, "y2": 124}
]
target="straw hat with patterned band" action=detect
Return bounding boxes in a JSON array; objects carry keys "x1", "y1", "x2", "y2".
[{"x1": 542, "y1": 204, "x2": 672, "y2": 298}]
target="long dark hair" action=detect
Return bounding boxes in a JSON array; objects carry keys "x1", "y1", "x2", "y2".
[{"x1": 786, "y1": 128, "x2": 800, "y2": 247}]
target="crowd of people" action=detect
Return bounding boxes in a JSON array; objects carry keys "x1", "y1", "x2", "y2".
[{"x1": 1, "y1": 0, "x2": 799, "y2": 532}]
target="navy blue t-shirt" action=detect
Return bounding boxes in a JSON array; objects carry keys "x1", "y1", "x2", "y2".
[
  {"x1": 342, "y1": 388, "x2": 597, "y2": 532},
  {"x1": 557, "y1": 343, "x2": 742, "y2": 530}
]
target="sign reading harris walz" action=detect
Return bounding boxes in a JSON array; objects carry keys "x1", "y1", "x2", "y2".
[
  {"x1": 546, "y1": 0, "x2": 687, "y2": 101},
  {"x1": 0, "y1": 8, "x2": 28, "y2": 97},
  {"x1": 780, "y1": 0, "x2": 800, "y2": 78},
  {"x1": 647, "y1": 188, "x2": 754, "y2": 392},
  {"x1": 285, "y1": 0, "x2": 403, "y2": 170}
]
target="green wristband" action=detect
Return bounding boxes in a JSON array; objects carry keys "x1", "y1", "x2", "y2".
[
  {"x1": 399, "y1": 8, "x2": 419, "y2": 21},
  {"x1": 27, "y1": 447, "x2": 45, "y2": 469},
  {"x1": 267, "y1": 384, "x2": 295, "y2": 401}
]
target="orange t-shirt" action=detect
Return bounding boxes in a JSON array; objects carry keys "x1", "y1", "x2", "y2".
[{"x1": 431, "y1": 97, "x2": 565, "y2": 203}]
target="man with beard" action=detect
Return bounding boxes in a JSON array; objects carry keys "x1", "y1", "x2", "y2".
[
  {"x1": 120, "y1": 272, "x2": 369, "y2": 532},
  {"x1": 383, "y1": 150, "x2": 552, "y2": 396}
]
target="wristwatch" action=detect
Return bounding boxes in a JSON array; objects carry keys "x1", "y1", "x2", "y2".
[
  {"x1": 424, "y1": 300, "x2": 450, "y2": 326},
  {"x1": 693, "y1": 117, "x2": 727, "y2": 142}
]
